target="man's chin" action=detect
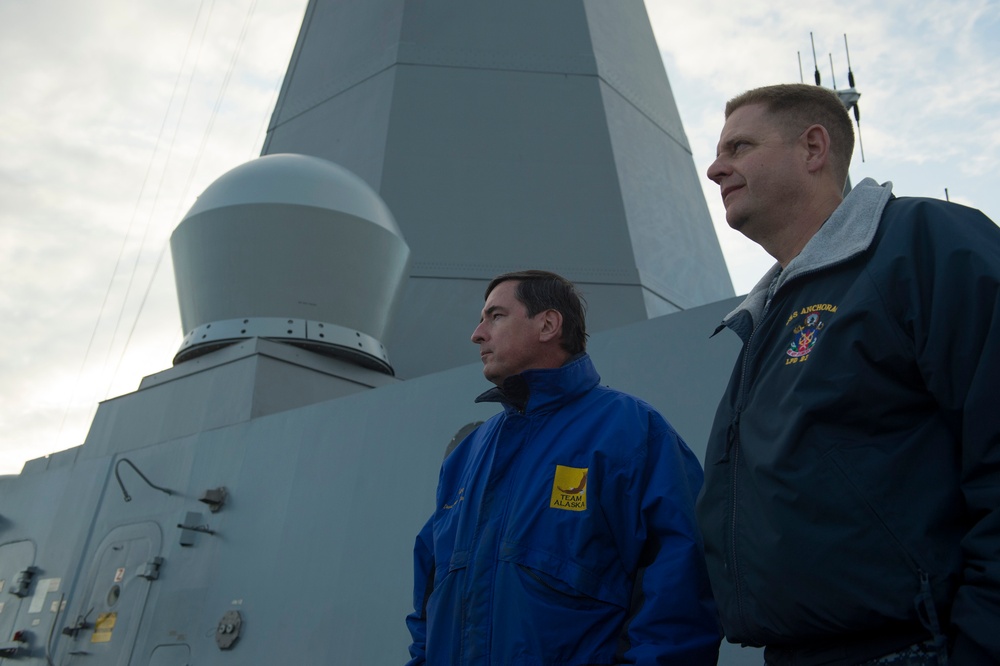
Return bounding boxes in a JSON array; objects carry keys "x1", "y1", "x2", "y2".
[{"x1": 482, "y1": 367, "x2": 503, "y2": 386}]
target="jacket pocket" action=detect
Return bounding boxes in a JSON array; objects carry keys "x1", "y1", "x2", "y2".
[
  {"x1": 500, "y1": 541, "x2": 630, "y2": 608},
  {"x1": 826, "y1": 449, "x2": 929, "y2": 576},
  {"x1": 490, "y1": 543, "x2": 626, "y2": 663},
  {"x1": 425, "y1": 549, "x2": 468, "y2": 634}
]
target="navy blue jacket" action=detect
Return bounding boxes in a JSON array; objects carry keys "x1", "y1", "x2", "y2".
[
  {"x1": 407, "y1": 354, "x2": 720, "y2": 665},
  {"x1": 697, "y1": 179, "x2": 1000, "y2": 664}
]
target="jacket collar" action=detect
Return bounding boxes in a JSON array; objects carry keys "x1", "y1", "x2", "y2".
[
  {"x1": 475, "y1": 353, "x2": 599, "y2": 414},
  {"x1": 720, "y1": 178, "x2": 894, "y2": 333}
]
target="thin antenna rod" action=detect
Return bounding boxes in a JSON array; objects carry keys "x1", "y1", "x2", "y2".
[
  {"x1": 840, "y1": 33, "x2": 864, "y2": 162},
  {"x1": 829, "y1": 53, "x2": 837, "y2": 89},
  {"x1": 844, "y1": 34, "x2": 856, "y2": 88},
  {"x1": 810, "y1": 32, "x2": 821, "y2": 85},
  {"x1": 798, "y1": 51, "x2": 804, "y2": 83},
  {"x1": 857, "y1": 121, "x2": 866, "y2": 162},
  {"x1": 945, "y1": 188, "x2": 950, "y2": 202}
]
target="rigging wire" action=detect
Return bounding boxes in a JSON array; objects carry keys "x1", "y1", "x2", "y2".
[
  {"x1": 251, "y1": 73, "x2": 284, "y2": 161},
  {"x1": 97, "y1": 0, "x2": 220, "y2": 402},
  {"x1": 57, "y1": 0, "x2": 212, "y2": 442},
  {"x1": 172, "y1": 0, "x2": 260, "y2": 223},
  {"x1": 103, "y1": 0, "x2": 262, "y2": 399}
]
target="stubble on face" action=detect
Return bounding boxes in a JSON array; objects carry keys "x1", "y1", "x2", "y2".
[
  {"x1": 472, "y1": 281, "x2": 545, "y2": 387},
  {"x1": 710, "y1": 104, "x2": 803, "y2": 245}
]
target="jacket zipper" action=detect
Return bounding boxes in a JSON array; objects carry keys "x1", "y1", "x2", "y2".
[
  {"x1": 486, "y1": 412, "x2": 529, "y2": 663},
  {"x1": 729, "y1": 295, "x2": 775, "y2": 642},
  {"x1": 832, "y1": 453, "x2": 949, "y2": 660}
]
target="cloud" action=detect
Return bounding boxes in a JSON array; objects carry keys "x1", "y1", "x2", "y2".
[
  {"x1": 1, "y1": 0, "x2": 998, "y2": 474},
  {"x1": 0, "y1": 0, "x2": 306, "y2": 473},
  {"x1": 649, "y1": 0, "x2": 1000, "y2": 292}
]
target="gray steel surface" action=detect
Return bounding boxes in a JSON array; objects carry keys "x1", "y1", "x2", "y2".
[
  {"x1": 263, "y1": 0, "x2": 735, "y2": 379},
  {"x1": 1, "y1": 299, "x2": 760, "y2": 664},
  {"x1": 0, "y1": 1, "x2": 765, "y2": 663}
]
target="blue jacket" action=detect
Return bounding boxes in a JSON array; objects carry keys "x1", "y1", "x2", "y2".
[
  {"x1": 697, "y1": 179, "x2": 1000, "y2": 664},
  {"x1": 407, "y1": 354, "x2": 720, "y2": 665}
]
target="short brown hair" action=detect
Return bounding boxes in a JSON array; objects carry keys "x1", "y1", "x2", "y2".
[
  {"x1": 485, "y1": 270, "x2": 588, "y2": 355},
  {"x1": 726, "y1": 83, "x2": 855, "y2": 188}
]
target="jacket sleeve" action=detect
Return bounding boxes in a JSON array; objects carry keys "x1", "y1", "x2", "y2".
[
  {"x1": 615, "y1": 416, "x2": 721, "y2": 665},
  {"x1": 404, "y1": 517, "x2": 434, "y2": 666},
  {"x1": 897, "y1": 202, "x2": 1000, "y2": 661}
]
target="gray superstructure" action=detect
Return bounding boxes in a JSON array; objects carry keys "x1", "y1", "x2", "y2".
[
  {"x1": 0, "y1": 2, "x2": 762, "y2": 663},
  {"x1": 262, "y1": 0, "x2": 734, "y2": 378}
]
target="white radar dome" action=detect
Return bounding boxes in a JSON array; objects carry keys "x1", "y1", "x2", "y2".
[{"x1": 170, "y1": 154, "x2": 410, "y2": 374}]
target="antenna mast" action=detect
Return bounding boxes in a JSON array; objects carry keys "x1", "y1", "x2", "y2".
[
  {"x1": 810, "y1": 32, "x2": 821, "y2": 85},
  {"x1": 843, "y1": 34, "x2": 865, "y2": 162},
  {"x1": 800, "y1": 33, "x2": 866, "y2": 163},
  {"x1": 845, "y1": 33, "x2": 856, "y2": 88}
]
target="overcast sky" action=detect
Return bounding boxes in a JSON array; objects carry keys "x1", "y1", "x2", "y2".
[{"x1": 2, "y1": 0, "x2": 998, "y2": 474}]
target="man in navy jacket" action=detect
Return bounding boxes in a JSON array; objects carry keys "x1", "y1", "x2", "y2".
[
  {"x1": 698, "y1": 83, "x2": 1000, "y2": 664},
  {"x1": 406, "y1": 270, "x2": 720, "y2": 665}
]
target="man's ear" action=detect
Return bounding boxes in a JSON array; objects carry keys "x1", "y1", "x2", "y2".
[
  {"x1": 802, "y1": 123, "x2": 831, "y2": 174},
  {"x1": 537, "y1": 309, "x2": 564, "y2": 344}
]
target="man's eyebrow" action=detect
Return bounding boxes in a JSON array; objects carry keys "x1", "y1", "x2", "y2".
[
  {"x1": 717, "y1": 135, "x2": 747, "y2": 157},
  {"x1": 480, "y1": 304, "x2": 505, "y2": 321}
]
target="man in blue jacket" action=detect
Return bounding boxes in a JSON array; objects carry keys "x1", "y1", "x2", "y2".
[
  {"x1": 406, "y1": 270, "x2": 720, "y2": 665},
  {"x1": 698, "y1": 83, "x2": 1000, "y2": 664}
]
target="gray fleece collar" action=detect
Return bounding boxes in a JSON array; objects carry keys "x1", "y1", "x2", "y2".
[{"x1": 722, "y1": 177, "x2": 894, "y2": 327}]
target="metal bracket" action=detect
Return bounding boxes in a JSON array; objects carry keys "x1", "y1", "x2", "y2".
[
  {"x1": 199, "y1": 487, "x2": 228, "y2": 513},
  {"x1": 62, "y1": 606, "x2": 94, "y2": 639},
  {"x1": 0, "y1": 644, "x2": 21, "y2": 658},
  {"x1": 215, "y1": 610, "x2": 242, "y2": 650},
  {"x1": 138, "y1": 557, "x2": 164, "y2": 581},
  {"x1": 178, "y1": 511, "x2": 216, "y2": 546},
  {"x1": 9, "y1": 567, "x2": 37, "y2": 598},
  {"x1": 61, "y1": 620, "x2": 90, "y2": 638},
  {"x1": 178, "y1": 523, "x2": 216, "y2": 535},
  {"x1": 0, "y1": 629, "x2": 31, "y2": 657}
]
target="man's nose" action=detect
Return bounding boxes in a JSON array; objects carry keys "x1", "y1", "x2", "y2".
[{"x1": 707, "y1": 156, "x2": 727, "y2": 184}]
